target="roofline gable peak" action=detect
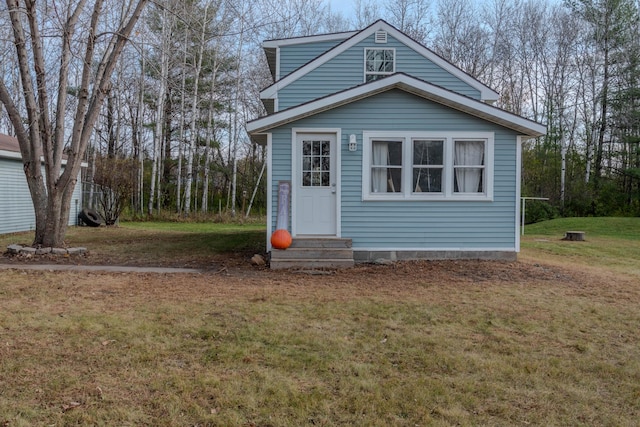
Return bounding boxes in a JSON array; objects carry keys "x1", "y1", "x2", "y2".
[{"x1": 260, "y1": 20, "x2": 499, "y2": 102}]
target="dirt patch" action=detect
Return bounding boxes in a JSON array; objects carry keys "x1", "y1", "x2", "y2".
[
  {"x1": 1, "y1": 249, "x2": 638, "y2": 426},
  {"x1": 2, "y1": 244, "x2": 633, "y2": 298},
  {"x1": 0, "y1": 247, "x2": 253, "y2": 271}
]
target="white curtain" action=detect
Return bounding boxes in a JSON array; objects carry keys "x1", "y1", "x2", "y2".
[
  {"x1": 454, "y1": 141, "x2": 484, "y2": 192},
  {"x1": 372, "y1": 141, "x2": 389, "y2": 193}
]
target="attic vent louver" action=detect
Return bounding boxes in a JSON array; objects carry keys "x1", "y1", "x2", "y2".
[{"x1": 375, "y1": 30, "x2": 387, "y2": 44}]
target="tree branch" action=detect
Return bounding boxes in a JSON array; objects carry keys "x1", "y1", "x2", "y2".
[
  {"x1": 54, "y1": 0, "x2": 88, "y2": 184},
  {"x1": 4, "y1": 0, "x2": 43, "y2": 168},
  {"x1": 24, "y1": 0, "x2": 54, "y2": 176}
]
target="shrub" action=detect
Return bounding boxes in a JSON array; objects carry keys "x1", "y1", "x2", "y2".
[{"x1": 525, "y1": 200, "x2": 559, "y2": 224}]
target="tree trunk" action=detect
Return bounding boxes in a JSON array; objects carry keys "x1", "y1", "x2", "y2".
[
  {"x1": 594, "y1": 43, "x2": 609, "y2": 188},
  {"x1": 176, "y1": 33, "x2": 188, "y2": 214},
  {"x1": 148, "y1": 2, "x2": 171, "y2": 216},
  {"x1": 230, "y1": 1, "x2": 246, "y2": 217},
  {"x1": 0, "y1": 0, "x2": 149, "y2": 247},
  {"x1": 184, "y1": 2, "x2": 210, "y2": 215}
]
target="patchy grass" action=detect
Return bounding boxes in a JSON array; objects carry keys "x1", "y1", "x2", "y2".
[
  {"x1": 0, "y1": 217, "x2": 639, "y2": 425},
  {"x1": 1, "y1": 260, "x2": 639, "y2": 425},
  {"x1": 521, "y1": 217, "x2": 640, "y2": 279},
  {"x1": 0, "y1": 221, "x2": 266, "y2": 268}
]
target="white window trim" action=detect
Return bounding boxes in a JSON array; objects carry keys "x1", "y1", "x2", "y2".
[
  {"x1": 363, "y1": 47, "x2": 396, "y2": 82},
  {"x1": 291, "y1": 128, "x2": 342, "y2": 237},
  {"x1": 362, "y1": 131, "x2": 494, "y2": 201}
]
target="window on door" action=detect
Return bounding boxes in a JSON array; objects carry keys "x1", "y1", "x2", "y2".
[{"x1": 301, "y1": 139, "x2": 331, "y2": 187}]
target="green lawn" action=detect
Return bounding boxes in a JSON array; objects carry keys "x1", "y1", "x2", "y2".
[
  {"x1": 0, "y1": 217, "x2": 639, "y2": 425},
  {"x1": 523, "y1": 216, "x2": 640, "y2": 239},
  {"x1": 120, "y1": 220, "x2": 266, "y2": 233},
  {"x1": 0, "y1": 220, "x2": 267, "y2": 267},
  {"x1": 521, "y1": 217, "x2": 640, "y2": 279}
]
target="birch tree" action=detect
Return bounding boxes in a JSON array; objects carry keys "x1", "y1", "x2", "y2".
[
  {"x1": 385, "y1": 0, "x2": 432, "y2": 42},
  {"x1": 565, "y1": 0, "x2": 639, "y2": 187},
  {"x1": 147, "y1": 0, "x2": 174, "y2": 215},
  {"x1": 353, "y1": 0, "x2": 381, "y2": 29},
  {"x1": 184, "y1": 1, "x2": 216, "y2": 215},
  {"x1": 0, "y1": 0, "x2": 148, "y2": 247}
]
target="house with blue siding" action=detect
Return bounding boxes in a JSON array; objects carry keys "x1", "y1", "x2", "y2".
[
  {"x1": 247, "y1": 20, "x2": 546, "y2": 268},
  {"x1": 0, "y1": 133, "x2": 83, "y2": 235}
]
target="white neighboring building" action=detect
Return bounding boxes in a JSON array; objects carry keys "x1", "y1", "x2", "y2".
[{"x1": 0, "y1": 133, "x2": 83, "y2": 235}]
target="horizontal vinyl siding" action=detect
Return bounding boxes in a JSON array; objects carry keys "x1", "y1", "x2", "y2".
[
  {"x1": 0, "y1": 158, "x2": 37, "y2": 234},
  {"x1": 270, "y1": 89, "x2": 519, "y2": 250},
  {"x1": 279, "y1": 40, "x2": 347, "y2": 78},
  {"x1": 278, "y1": 34, "x2": 481, "y2": 110},
  {"x1": 0, "y1": 157, "x2": 83, "y2": 235},
  {"x1": 269, "y1": 130, "x2": 293, "y2": 232}
]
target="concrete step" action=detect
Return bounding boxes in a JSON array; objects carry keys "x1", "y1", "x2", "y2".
[
  {"x1": 289, "y1": 238, "x2": 352, "y2": 249},
  {"x1": 270, "y1": 238, "x2": 354, "y2": 269},
  {"x1": 270, "y1": 258, "x2": 354, "y2": 270},
  {"x1": 271, "y1": 247, "x2": 353, "y2": 260}
]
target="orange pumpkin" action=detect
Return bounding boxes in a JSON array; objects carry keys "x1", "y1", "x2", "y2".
[{"x1": 271, "y1": 229, "x2": 292, "y2": 250}]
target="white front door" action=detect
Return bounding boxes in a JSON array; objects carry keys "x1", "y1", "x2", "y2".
[{"x1": 295, "y1": 133, "x2": 337, "y2": 236}]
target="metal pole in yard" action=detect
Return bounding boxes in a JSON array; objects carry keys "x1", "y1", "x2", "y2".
[{"x1": 521, "y1": 197, "x2": 550, "y2": 235}]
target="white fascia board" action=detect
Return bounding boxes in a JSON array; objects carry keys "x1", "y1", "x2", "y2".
[
  {"x1": 262, "y1": 31, "x2": 358, "y2": 48},
  {"x1": 249, "y1": 78, "x2": 389, "y2": 132},
  {"x1": 515, "y1": 136, "x2": 523, "y2": 252},
  {"x1": 248, "y1": 74, "x2": 546, "y2": 137},
  {"x1": 0, "y1": 149, "x2": 89, "y2": 167},
  {"x1": 264, "y1": 32, "x2": 357, "y2": 83},
  {"x1": 391, "y1": 28, "x2": 499, "y2": 101},
  {"x1": 260, "y1": 20, "x2": 499, "y2": 102},
  {"x1": 266, "y1": 133, "x2": 273, "y2": 252},
  {"x1": 395, "y1": 77, "x2": 547, "y2": 136},
  {"x1": 260, "y1": 24, "x2": 383, "y2": 99},
  {"x1": 0, "y1": 149, "x2": 22, "y2": 160}
]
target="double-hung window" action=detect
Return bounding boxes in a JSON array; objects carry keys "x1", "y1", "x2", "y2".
[
  {"x1": 363, "y1": 132, "x2": 493, "y2": 200},
  {"x1": 413, "y1": 139, "x2": 444, "y2": 193},
  {"x1": 370, "y1": 139, "x2": 403, "y2": 193},
  {"x1": 364, "y1": 48, "x2": 395, "y2": 82},
  {"x1": 453, "y1": 140, "x2": 486, "y2": 193}
]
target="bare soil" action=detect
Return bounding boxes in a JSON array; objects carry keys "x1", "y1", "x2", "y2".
[
  {"x1": 0, "y1": 245, "x2": 627, "y2": 293},
  {"x1": 0, "y1": 244, "x2": 253, "y2": 271},
  {"x1": 2, "y1": 240, "x2": 638, "y2": 425}
]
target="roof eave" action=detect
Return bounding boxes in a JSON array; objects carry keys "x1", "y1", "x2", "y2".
[
  {"x1": 0, "y1": 149, "x2": 23, "y2": 160},
  {"x1": 264, "y1": 47, "x2": 277, "y2": 80},
  {"x1": 248, "y1": 75, "x2": 546, "y2": 138}
]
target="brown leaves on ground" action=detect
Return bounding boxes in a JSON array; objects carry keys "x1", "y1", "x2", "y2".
[{"x1": 1, "y1": 255, "x2": 638, "y2": 426}]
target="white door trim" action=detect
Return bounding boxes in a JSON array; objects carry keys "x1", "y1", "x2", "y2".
[
  {"x1": 291, "y1": 128, "x2": 342, "y2": 237},
  {"x1": 266, "y1": 133, "x2": 273, "y2": 251}
]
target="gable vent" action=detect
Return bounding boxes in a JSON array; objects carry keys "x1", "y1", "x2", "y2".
[{"x1": 375, "y1": 30, "x2": 387, "y2": 44}]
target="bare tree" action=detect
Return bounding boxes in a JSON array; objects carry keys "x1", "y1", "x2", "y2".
[
  {"x1": 148, "y1": 0, "x2": 173, "y2": 215},
  {"x1": 353, "y1": 0, "x2": 381, "y2": 29},
  {"x1": 0, "y1": 0, "x2": 148, "y2": 247},
  {"x1": 566, "y1": 0, "x2": 640, "y2": 187},
  {"x1": 385, "y1": 0, "x2": 432, "y2": 42},
  {"x1": 433, "y1": 0, "x2": 489, "y2": 79},
  {"x1": 184, "y1": 1, "x2": 217, "y2": 215}
]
